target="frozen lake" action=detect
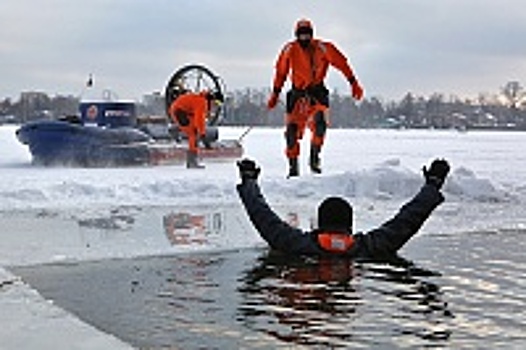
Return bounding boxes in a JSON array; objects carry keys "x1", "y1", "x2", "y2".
[{"x1": 1, "y1": 125, "x2": 526, "y2": 348}]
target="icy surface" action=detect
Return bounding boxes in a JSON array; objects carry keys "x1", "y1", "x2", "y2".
[
  {"x1": 1, "y1": 125, "x2": 526, "y2": 349},
  {"x1": 2, "y1": 124, "x2": 526, "y2": 261},
  {"x1": 2, "y1": 126, "x2": 524, "y2": 230}
]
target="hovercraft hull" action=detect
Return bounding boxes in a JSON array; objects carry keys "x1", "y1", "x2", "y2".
[{"x1": 16, "y1": 120, "x2": 242, "y2": 167}]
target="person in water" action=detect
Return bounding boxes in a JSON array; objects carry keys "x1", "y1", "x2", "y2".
[{"x1": 236, "y1": 158, "x2": 450, "y2": 259}]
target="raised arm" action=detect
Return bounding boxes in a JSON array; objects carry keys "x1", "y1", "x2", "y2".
[
  {"x1": 323, "y1": 41, "x2": 364, "y2": 100},
  {"x1": 358, "y1": 159, "x2": 450, "y2": 258},
  {"x1": 236, "y1": 159, "x2": 319, "y2": 254}
]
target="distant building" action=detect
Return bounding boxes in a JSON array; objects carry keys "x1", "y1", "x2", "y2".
[{"x1": 141, "y1": 91, "x2": 165, "y2": 116}]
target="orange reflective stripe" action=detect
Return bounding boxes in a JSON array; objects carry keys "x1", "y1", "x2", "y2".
[{"x1": 317, "y1": 232, "x2": 354, "y2": 253}]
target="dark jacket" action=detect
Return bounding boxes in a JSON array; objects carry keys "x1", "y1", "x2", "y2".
[{"x1": 237, "y1": 180, "x2": 444, "y2": 259}]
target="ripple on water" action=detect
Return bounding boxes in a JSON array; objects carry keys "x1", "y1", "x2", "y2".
[{"x1": 10, "y1": 230, "x2": 526, "y2": 349}]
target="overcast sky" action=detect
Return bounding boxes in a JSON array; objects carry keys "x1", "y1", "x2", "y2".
[{"x1": 1, "y1": 0, "x2": 525, "y2": 102}]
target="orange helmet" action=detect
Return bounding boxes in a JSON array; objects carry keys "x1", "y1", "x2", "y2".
[{"x1": 295, "y1": 18, "x2": 313, "y2": 37}]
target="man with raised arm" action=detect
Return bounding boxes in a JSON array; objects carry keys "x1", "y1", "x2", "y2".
[{"x1": 236, "y1": 158, "x2": 450, "y2": 259}]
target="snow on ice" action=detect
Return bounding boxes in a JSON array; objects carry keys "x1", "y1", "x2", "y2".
[{"x1": 1, "y1": 124, "x2": 526, "y2": 349}]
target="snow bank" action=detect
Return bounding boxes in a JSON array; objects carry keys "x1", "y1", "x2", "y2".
[
  {"x1": 0, "y1": 162, "x2": 514, "y2": 212},
  {"x1": 0, "y1": 126, "x2": 525, "y2": 210},
  {"x1": 446, "y1": 167, "x2": 511, "y2": 202}
]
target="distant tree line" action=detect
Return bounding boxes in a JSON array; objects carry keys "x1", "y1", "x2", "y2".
[
  {"x1": 222, "y1": 81, "x2": 526, "y2": 130},
  {"x1": 1, "y1": 81, "x2": 525, "y2": 130}
]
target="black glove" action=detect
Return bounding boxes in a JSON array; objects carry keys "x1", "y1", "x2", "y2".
[
  {"x1": 237, "y1": 158, "x2": 261, "y2": 182},
  {"x1": 423, "y1": 159, "x2": 450, "y2": 190}
]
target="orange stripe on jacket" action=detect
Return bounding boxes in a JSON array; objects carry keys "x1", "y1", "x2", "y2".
[{"x1": 317, "y1": 232, "x2": 355, "y2": 253}]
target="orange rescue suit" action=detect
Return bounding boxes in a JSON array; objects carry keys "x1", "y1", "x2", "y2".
[
  {"x1": 272, "y1": 39, "x2": 358, "y2": 158},
  {"x1": 168, "y1": 92, "x2": 209, "y2": 152},
  {"x1": 272, "y1": 39, "x2": 356, "y2": 91}
]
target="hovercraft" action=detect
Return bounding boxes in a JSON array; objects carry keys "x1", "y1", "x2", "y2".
[{"x1": 16, "y1": 64, "x2": 243, "y2": 167}]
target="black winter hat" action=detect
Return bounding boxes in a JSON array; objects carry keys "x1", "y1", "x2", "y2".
[{"x1": 317, "y1": 197, "x2": 353, "y2": 231}]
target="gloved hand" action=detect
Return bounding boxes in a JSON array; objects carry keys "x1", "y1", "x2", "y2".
[
  {"x1": 423, "y1": 159, "x2": 450, "y2": 190},
  {"x1": 267, "y1": 93, "x2": 279, "y2": 109},
  {"x1": 237, "y1": 158, "x2": 261, "y2": 182},
  {"x1": 351, "y1": 81, "x2": 364, "y2": 100}
]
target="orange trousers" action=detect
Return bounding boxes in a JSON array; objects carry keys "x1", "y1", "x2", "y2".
[{"x1": 285, "y1": 100, "x2": 328, "y2": 159}]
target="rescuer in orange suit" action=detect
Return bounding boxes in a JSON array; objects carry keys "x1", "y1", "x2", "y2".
[
  {"x1": 267, "y1": 19, "x2": 364, "y2": 177},
  {"x1": 168, "y1": 91, "x2": 223, "y2": 168}
]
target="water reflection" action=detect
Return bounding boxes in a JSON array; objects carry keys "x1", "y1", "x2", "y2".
[
  {"x1": 12, "y1": 232, "x2": 526, "y2": 348},
  {"x1": 238, "y1": 252, "x2": 452, "y2": 348}
]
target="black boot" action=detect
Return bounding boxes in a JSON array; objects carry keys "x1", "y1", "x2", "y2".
[
  {"x1": 186, "y1": 150, "x2": 204, "y2": 169},
  {"x1": 288, "y1": 158, "x2": 299, "y2": 178},
  {"x1": 309, "y1": 144, "x2": 322, "y2": 174}
]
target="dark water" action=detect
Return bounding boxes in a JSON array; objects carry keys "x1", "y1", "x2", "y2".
[{"x1": 12, "y1": 231, "x2": 526, "y2": 349}]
